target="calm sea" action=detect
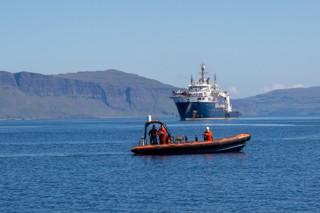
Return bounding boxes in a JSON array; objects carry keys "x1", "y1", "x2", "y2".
[{"x1": 0, "y1": 117, "x2": 319, "y2": 212}]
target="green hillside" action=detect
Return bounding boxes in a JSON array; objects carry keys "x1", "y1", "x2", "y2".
[
  {"x1": 0, "y1": 70, "x2": 178, "y2": 119},
  {"x1": 232, "y1": 87, "x2": 320, "y2": 116}
]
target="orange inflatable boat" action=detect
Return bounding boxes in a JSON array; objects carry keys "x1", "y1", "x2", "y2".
[{"x1": 131, "y1": 116, "x2": 251, "y2": 155}]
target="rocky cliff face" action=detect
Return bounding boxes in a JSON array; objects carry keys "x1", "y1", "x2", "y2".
[
  {"x1": 14, "y1": 72, "x2": 107, "y2": 100},
  {"x1": 58, "y1": 70, "x2": 177, "y2": 113},
  {"x1": 0, "y1": 71, "x2": 17, "y2": 87}
]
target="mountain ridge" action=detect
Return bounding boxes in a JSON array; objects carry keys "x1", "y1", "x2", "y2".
[{"x1": 1, "y1": 69, "x2": 320, "y2": 119}]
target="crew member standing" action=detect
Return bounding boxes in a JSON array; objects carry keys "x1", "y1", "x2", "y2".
[
  {"x1": 203, "y1": 127, "x2": 213, "y2": 141},
  {"x1": 157, "y1": 125, "x2": 168, "y2": 144},
  {"x1": 148, "y1": 125, "x2": 158, "y2": 145}
]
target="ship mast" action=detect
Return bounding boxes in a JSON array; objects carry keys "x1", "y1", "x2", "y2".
[
  {"x1": 201, "y1": 63, "x2": 205, "y2": 83},
  {"x1": 213, "y1": 74, "x2": 217, "y2": 90}
]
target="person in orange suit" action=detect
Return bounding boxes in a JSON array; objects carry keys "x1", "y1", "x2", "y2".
[
  {"x1": 203, "y1": 126, "x2": 213, "y2": 141},
  {"x1": 157, "y1": 125, "x2": 168, "y2": 144}
]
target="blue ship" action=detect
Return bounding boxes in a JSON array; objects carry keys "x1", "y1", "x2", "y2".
[{"x1": 170, "y1": 64, "x2": 239, "y2": 120}]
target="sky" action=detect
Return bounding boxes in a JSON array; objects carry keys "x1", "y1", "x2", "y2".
[{"x1": 1, "y1": 0, "x2": 319, "y2": 98}]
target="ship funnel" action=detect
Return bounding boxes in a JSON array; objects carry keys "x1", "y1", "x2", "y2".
[{"x1": 147, "y1": 115, "x2": 152, "y2": 122}]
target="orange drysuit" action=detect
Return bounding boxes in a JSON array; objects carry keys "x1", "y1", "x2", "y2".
[
  {"x1": 203, "y1": 130, "x2": 213, "y2": 141},
  {"x1": 157, "y1": 126, "x2": 168, "y2": 144}
]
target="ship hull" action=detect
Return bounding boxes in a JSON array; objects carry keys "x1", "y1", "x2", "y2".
[{"x1": 174, "y1": 102, "x2": 239, "y2": 121}]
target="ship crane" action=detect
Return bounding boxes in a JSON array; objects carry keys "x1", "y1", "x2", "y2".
[
  {"x1": 211, "y1": 74, "x2": 232, "y2": 113},
  {"x1": 217, "y1": 90, "x2": 232, "y2": 113}
]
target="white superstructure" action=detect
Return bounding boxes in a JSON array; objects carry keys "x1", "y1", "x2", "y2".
[{"x1": 171, "y1": 63, "x2": 232, "y2": 113}]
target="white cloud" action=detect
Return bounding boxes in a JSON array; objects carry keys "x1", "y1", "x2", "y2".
[
  {"x1": 291, "y1": 83, "x2": 305, "y2": 88},
  {"x1": 262, "y1": 83, "x2": 305, "y2": 93},
  {"x1": 228, "y1": 86, "x2": 239, "y2": 94}
]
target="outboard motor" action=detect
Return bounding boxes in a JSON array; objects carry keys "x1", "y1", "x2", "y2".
[{"x1": 140, "y1": 137, "x2": 146, "y2": 146}]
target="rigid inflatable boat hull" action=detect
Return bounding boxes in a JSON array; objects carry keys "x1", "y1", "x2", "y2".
[{"x1": 131, "y1": 133, "x2": 251, "y2": 155}]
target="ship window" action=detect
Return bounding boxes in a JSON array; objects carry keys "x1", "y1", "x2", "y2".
[{"x1": 197, "y1": 98, "x2": 201, "y2": 100}]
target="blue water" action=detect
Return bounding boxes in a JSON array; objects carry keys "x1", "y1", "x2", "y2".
[{"x1": 1, "y1": 117, "x2": 319, "y2": 212}]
